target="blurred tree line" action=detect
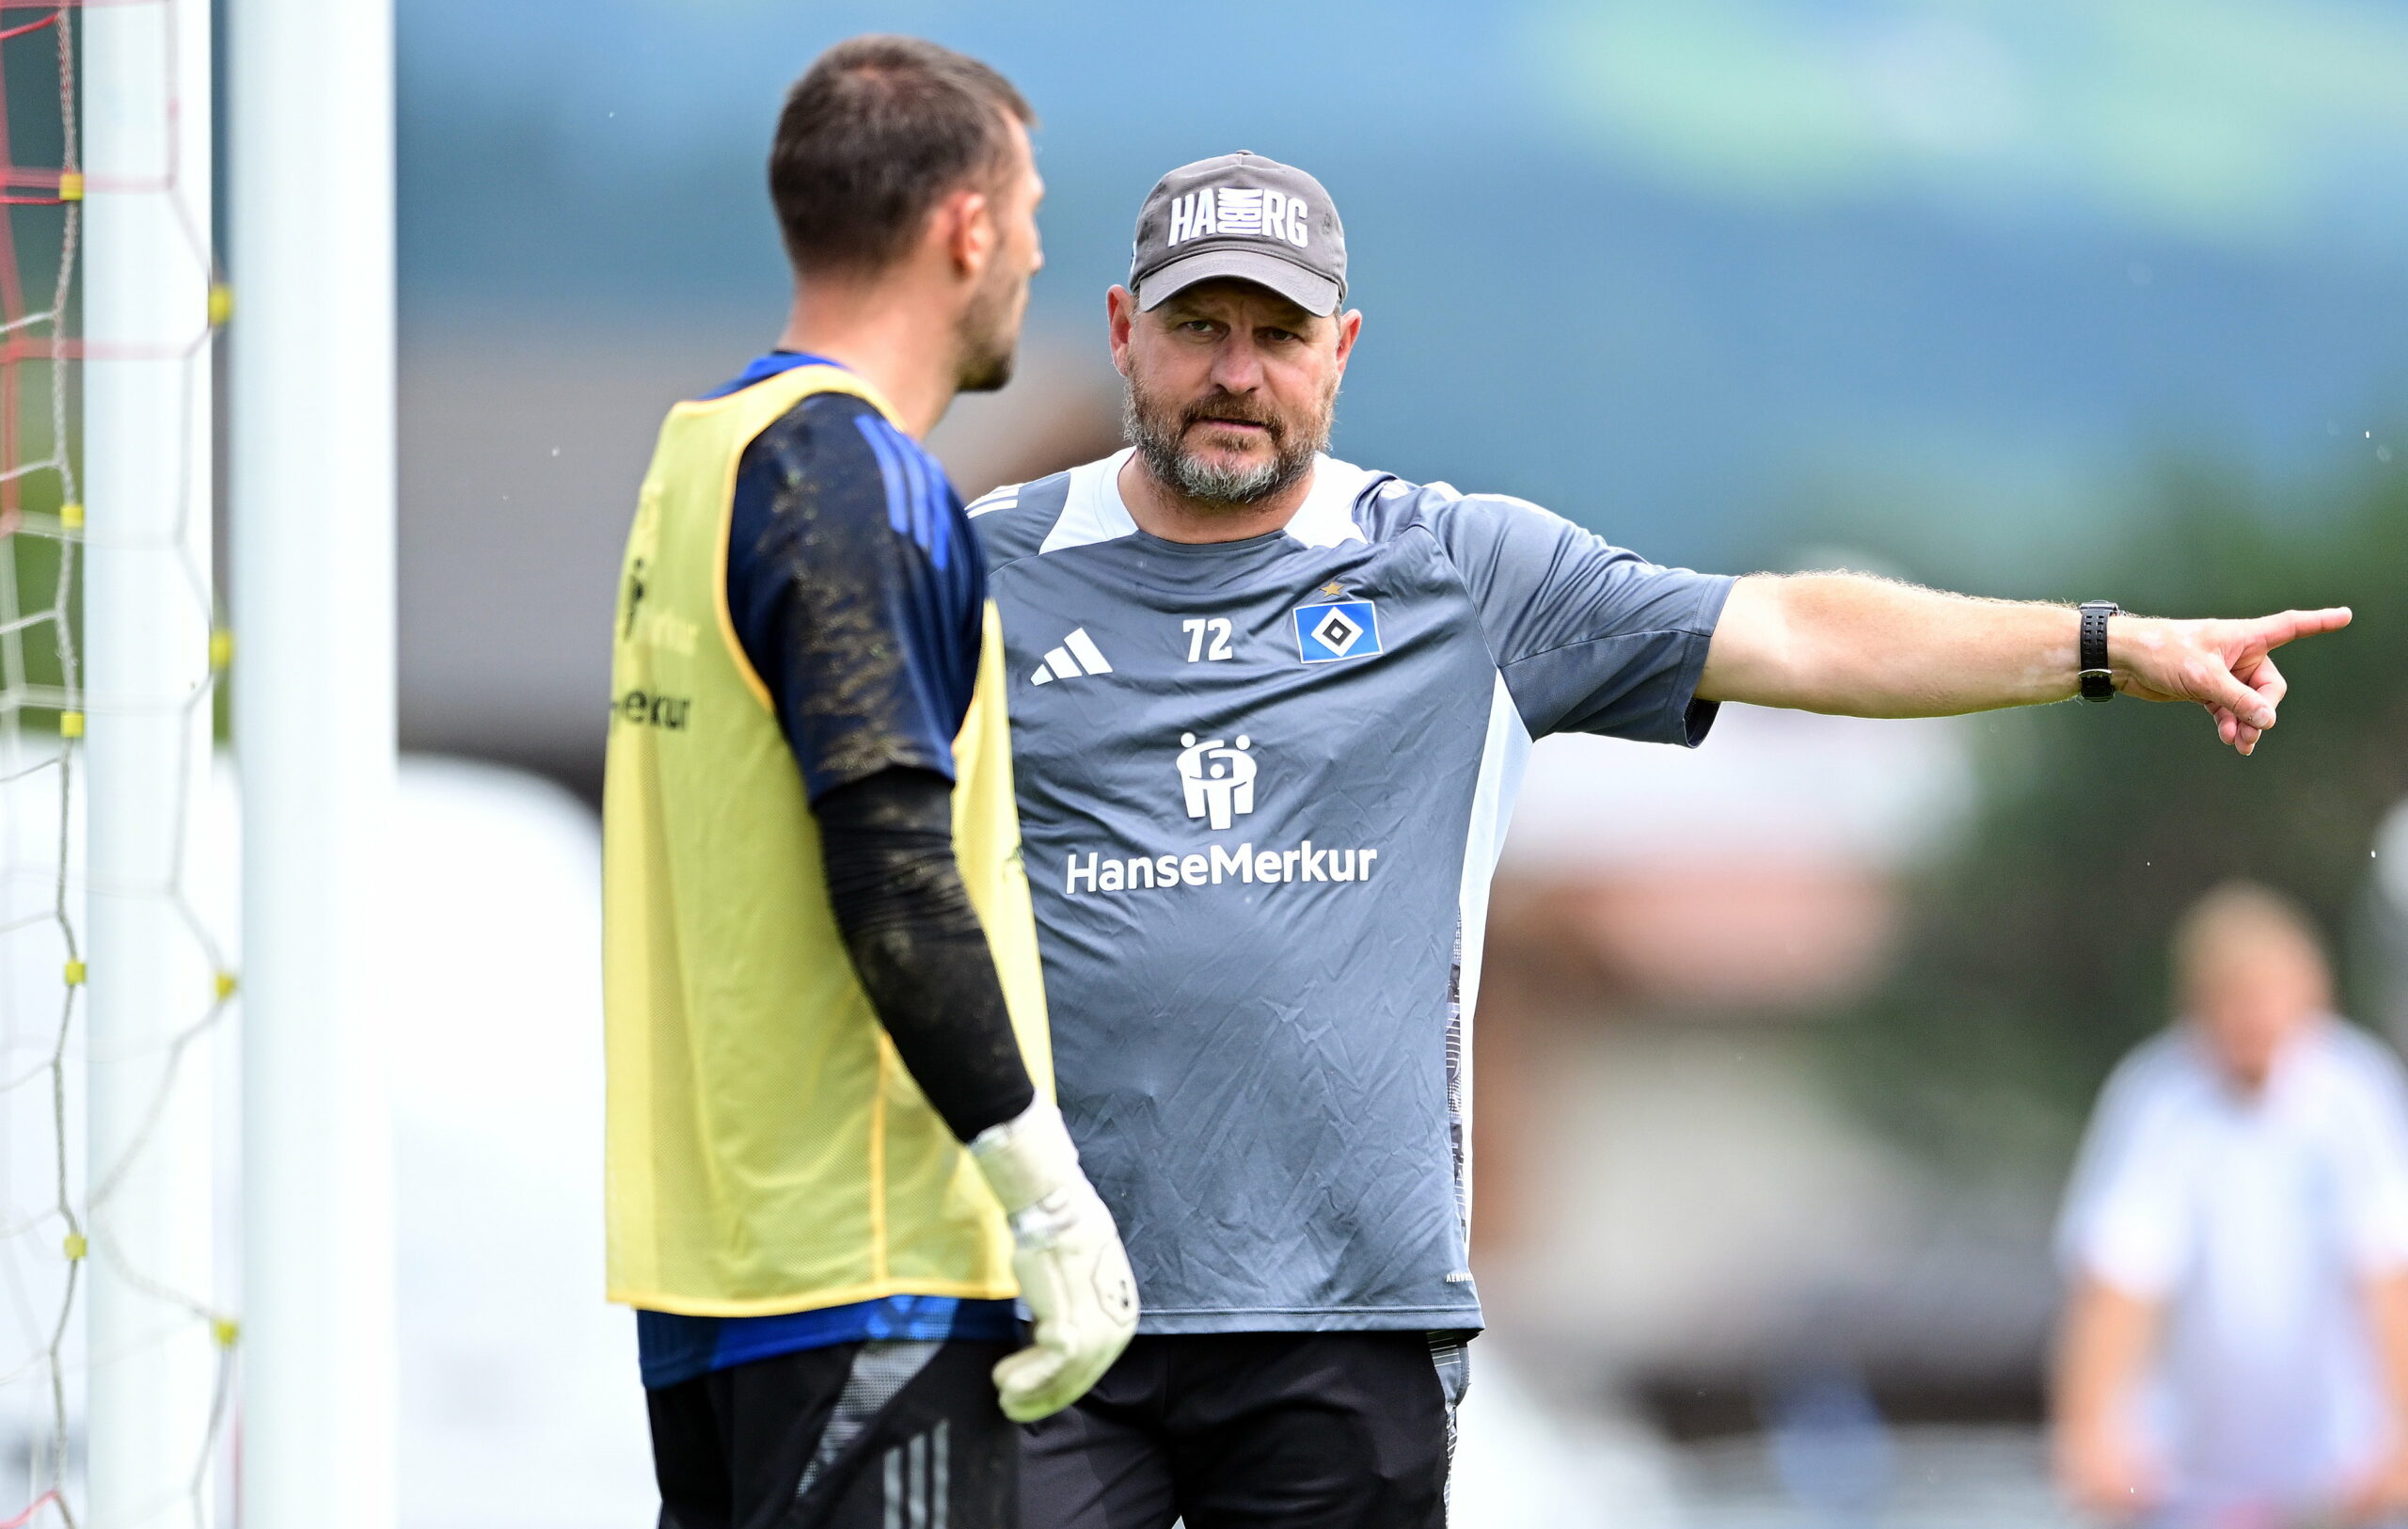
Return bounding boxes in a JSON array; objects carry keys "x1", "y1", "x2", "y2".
[{"x1": 1820, "y1": 458, "x2": 2408, "y2": 1177}]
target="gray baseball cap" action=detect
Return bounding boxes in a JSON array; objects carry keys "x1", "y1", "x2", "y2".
[{"x1": 1128, "y1": 151, "x2": 1347, "y2": 317}]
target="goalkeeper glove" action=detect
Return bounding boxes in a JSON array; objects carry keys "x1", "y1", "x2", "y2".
[{"x1": 968, "y1": 1100, "x2": 1139, "y2": 1423}]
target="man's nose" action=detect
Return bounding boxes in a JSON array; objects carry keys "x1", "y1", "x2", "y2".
[{"x1": 1209, "y1": 334, "x2": 1267, "y2": 393}]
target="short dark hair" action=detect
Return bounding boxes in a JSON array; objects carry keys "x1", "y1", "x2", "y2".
[{"x1": 769, "y1": 36, "x2": 1034, "y2": 278}]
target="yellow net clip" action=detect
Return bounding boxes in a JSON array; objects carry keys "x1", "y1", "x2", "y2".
[
  {"x1": 214, "y1": 970, "x2": 237, "y2": 1001},
  {"x1": 212, "y1": 1315, "x2": 240, "y2": 1348},
  {"x1": 210, "y1": 629, "x2": 233, "y2": 671},
  {"x1": 62, "y1": 1233, "x2": 86, "y2": 1260},
  {"x1": 208, "y1": 283, "x2": 233, "y2": 327},
  {"x1": 58, "y1": 710, "x2": 83, "y2": 739},
  {"x1": 62, "y1": 960, "x2": 85, "y2": 986},
  {"x1": 58, "y1": 502, "x2": 82, "y2": 530},
  {"x1": 56, "y1": 170, "x2": 81, "y2": 202}
]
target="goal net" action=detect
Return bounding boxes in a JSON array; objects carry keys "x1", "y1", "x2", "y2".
[{"x1": 1, "y1": 2, "x2": 230, "y2": 1524}]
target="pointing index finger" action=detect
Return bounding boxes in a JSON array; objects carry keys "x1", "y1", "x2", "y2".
[{"x1": 2254, "y1": 607, "x2": 2353, "y2": 648}]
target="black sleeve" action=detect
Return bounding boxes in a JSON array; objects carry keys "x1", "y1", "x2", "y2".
[
  {"x1": 726, "y1": 390, "x2": 986, "y2": 802},
  {"x1": 816, "y1": 765, "x2": 1036, "y2": 1143}
]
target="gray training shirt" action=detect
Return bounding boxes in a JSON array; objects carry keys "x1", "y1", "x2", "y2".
[{"x1": 969, "y1": 452, "x2": 1734, "y2": 1334}]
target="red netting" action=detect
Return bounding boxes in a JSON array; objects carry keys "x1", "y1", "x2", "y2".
[
  {"x1": 0, "y1": 6, "x2": 74, "y2": 535},
  {"x1": 0, "y1": 9, "x2": 86, "y2": 1528}
]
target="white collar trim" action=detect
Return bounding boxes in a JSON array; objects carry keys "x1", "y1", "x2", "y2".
[
  {"x1": 1039, "y1": 451, "x2": 1374, "y2": 554},
  {"x1": 1282, "y1": 456, "x2": 1376, "y2": 549},
  {"x1": 1040, "y1": 448, "x2": 1141, "y2": 554}
]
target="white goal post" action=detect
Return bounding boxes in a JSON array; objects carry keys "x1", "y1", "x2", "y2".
[
  {"x1": 228, "y1": 0, "x2": 401, "y2": 1525},
  {"x1": 84, "y1": 0, "x2": 222, "y2": 1523}
]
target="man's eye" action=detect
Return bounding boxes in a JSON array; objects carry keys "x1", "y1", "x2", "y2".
[
  {"x1": 1262, "y1": 328, "x2": 1298, "y2": 344},
  {"x1": 1180, "y1": 320, "x2": 1216, "y2": 335}
]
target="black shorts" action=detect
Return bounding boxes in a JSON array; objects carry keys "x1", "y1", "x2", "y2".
[
  {"x1": 1019, "y1": 1331, "x2": 1472, "y2": 1529},
  {"x1": 647, "y1": 1337, "x2": 1018, "y2": 1529}
]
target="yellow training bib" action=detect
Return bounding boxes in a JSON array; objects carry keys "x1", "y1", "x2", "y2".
[{"x1": 601, "y1": 364, "x2": 1050, "y2": 1316}]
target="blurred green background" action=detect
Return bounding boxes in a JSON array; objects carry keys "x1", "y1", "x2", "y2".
[{"x1": 1824, "y1": 459, "x2": 2408, "y2": 1171}]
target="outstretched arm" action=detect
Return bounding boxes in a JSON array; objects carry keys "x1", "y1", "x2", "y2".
[{"x1": 1696, "y1": 572, "x2": 2352, "y2": 755}]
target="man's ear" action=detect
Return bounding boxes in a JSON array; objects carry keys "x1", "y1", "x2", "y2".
[
  {"x1": 939, "y1": 186, "x2": 996, "y2": 279},
  {"x1": 1106, "y1": 284, "x2": 1136, "y2": 377},
  {"x1": 1331, "y1": 309, "x2": 1363, "y2": 372}
]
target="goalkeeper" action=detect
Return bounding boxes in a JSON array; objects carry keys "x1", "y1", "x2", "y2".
[{"x1": 601, "y1": 37, "x2": 1133, "y2": 1529}]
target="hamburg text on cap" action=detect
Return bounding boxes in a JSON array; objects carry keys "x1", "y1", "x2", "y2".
[{"x1": 1129, "y1": 151, "x2": 1348, "y2": 317}]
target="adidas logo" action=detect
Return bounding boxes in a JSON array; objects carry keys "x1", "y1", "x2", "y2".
[
  {"x1": 1030, "y1": 628, "x2": 1113, "y2": 686},
  {"x1": 965, "y1": 486, "x2": 1019, "y2": 518}
]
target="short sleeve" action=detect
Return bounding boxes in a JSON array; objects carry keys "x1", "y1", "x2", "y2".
[
  {"x1": 1426, "y1": 492, "x2": 1734, "y2": 743},
  {"x1": 2055, "y1": 1054, "x2": 2193, "y2": 1298},
  {"x1": 725, "y1": 391, "x2": 987, "y2": 803},
  {"x1": 2327, "y1": 1038, "x2": 2408, "y2": 1275}
]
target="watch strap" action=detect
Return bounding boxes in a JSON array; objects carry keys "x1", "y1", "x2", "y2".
[{"x1": 2078, "y1": 601, "x2": 2117, "y2": 702}]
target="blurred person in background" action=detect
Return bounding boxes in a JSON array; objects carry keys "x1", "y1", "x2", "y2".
[
  {"x1": 2054, "y1": 882, "x2": 2408, "y2": 1526},
  {"x1": 602, "y1": 37, "x2": 1133, "y2": 1529}
]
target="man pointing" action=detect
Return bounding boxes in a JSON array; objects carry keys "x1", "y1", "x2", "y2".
[{"x1": 968, "y1": 151, "x2": 2350, "y2": 1527}]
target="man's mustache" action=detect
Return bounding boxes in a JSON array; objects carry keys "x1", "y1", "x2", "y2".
[{"x1": 1179, "y1": 394, "x2": 1285, "y2": 440}]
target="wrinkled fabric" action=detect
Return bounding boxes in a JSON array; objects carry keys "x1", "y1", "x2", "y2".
[{"x1": 972, "y1": 454, "x2": 1731, "y2": 1332}]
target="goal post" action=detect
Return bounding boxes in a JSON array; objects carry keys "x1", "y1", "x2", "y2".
[
  {"x1": 83, "y1": 0, "x2": 223, "y2": 1524},
  {"x1": 228, "y1": 0, "x2": 400, "y2": 1523}
]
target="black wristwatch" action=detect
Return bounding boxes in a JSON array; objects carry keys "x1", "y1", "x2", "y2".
[{"x1": 2078, "y1": 600, "x2": 2118, "y2": 702}]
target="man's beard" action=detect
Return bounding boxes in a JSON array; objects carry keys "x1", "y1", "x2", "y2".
[
  {"x1": 954, "y1": 266, "x2": 1022, "y2": 393},
  {"x1": 1122, "y1": 374, "x2": 1332, "y2": 507}
]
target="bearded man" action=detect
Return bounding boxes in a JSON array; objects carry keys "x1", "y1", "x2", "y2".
[{"x1": 966, "y1": 151, "x2": 2351, "y2": 1529}]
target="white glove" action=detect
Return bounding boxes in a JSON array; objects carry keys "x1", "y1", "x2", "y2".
[{"x1": 968, "y1": 1100, "x2": 1139, "y2": 1423}]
